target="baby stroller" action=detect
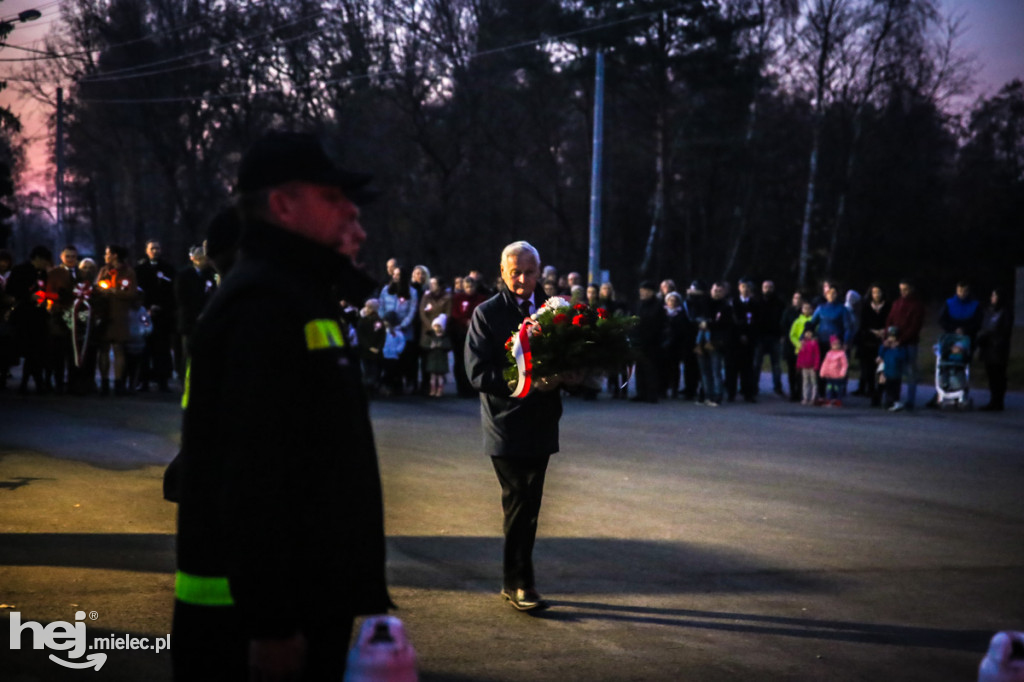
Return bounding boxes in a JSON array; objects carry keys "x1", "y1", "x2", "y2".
[{"x1": 933, "y1": 333, "x2": 972, "y2": 409}]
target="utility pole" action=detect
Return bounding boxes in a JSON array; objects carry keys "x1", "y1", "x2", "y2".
[
  {"x1": 56, "y1": 86, "x2": 65, "y2": 243},
  {"x1": 587, "y1": 50, "x2": 605, "y2": 285}
]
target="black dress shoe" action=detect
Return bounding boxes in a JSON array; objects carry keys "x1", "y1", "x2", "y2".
[{"x1": 501, "y1": 588, "x2": 548, "y2": 612}]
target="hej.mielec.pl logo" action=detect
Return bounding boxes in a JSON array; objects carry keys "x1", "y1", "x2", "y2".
[{"x1": 9, "y1": 610, "x2": 171, "y2": 671}]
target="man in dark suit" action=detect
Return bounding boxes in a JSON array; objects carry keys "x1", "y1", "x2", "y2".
[
  {"x1": 135, "y1": 239, "x2": 177, "y2": 392},
  {"x1": 465, "y1": 240, "x2": 571, "y2": 612},
  {"x1": 631, "y1": 280, "x2": 666, "y2": 403},
  {"x1": 45, "y1": 245, "x2": 80, "y2": 393}
]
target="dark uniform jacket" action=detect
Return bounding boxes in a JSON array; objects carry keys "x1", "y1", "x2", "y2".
[
  {"x1": 633, "y1": 296, "x2": 667, "y2": 351},
  {"x1": 174, "y1": 264, "x2": 217, "y2": 336},
  {"x1": 136, "y1": 258, "x2": 177, "y2": 319},
  {"x1": 731, "y1": 296, "x2": 758, "y2": 346},
  {"x1": 465, "y1": 288, "x2": 561, "y2": 458},
  {"x1": 6, "y1": 261, "x2": 49, "y2": 354},
  {"x1": 171, "y1": 220, "x2": 391, "y2": 637}
]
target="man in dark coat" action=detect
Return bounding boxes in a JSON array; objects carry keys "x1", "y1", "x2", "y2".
[
  {"x1": 135, "y1": 239, "x2": 177, "y2": 392},
  {"x1": 465, "y1": 240, "x2": 569, "y2": 612},
  {"x1": 753, "y1": 279, "x2": 786, "y2": 397},
  {"x1": 696, "y1": 281, "x2": 735, "y2": 406},
  {"x1": 168, "y1": 131, "x2": 391, "y2": 681},
  {"x1": 632, "y1": 280, "x2": 666, "y2": 403},
  {"x1": 681, "y1": 280, "x2": 708, "y2": 400},
  {"x1": 7, "y1": 246, "x2": 53, "y2": 394},
  {"x1": 728, "y1": 279, "x2": 759, "y2": 403}
]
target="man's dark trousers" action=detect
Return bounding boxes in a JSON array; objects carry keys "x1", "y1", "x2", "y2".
[
  {"x1": 491, "y1": 454, "x2": 550, "y2": 591},
  {"x1": 141, "y1": 312, "x2": 174, "y2": 388}
]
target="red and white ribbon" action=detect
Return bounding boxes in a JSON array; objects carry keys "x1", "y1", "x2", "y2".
[
  {"x1": 510, "y1": 319, "x2": 539, "y2": 398},
  {"x1": 71, "y1": 282, "x2": 93, "y2": 368}
]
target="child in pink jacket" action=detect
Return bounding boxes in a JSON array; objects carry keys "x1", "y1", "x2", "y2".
[
  {"x1": 819, "y1": 335, "x2": 850, "y2": 406},
  {"x1": 796, "y1": 327, "x2": 821, "y2": 405}
]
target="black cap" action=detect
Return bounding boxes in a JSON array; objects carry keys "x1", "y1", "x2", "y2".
[
  {"x1": 639, "y1": 280, "x2": 658, "y2": 291},
  {"x1": 236, "y1": 131, "x2": 375, "y2": 203}
]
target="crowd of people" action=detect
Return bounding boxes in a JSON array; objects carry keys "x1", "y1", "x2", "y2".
[
  {"x1": 622, "y1": 276, "x2": 1013, "y2": 412},
  {"x1": 0, "y1": 240, "x2": 1015, "y2": 412},
  {"x1": 350, "y1": 266, "x2": 1013, "y2": 413},
  {"x1": 0, "y1": 241, "x2": 216, "y2": 396}
]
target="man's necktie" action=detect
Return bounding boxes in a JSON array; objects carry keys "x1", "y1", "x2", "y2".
[{"x1": 519, "y1": 299, "x2": 532, "y2": 318}]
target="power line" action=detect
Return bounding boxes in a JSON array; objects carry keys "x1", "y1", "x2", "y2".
[
  {"x1": 0, "y1": 0, "x2": 309, "y2": 68},
  {"x1": 79, "y1": 11, "x2": 325, "y2": 82},
  {"x1": 11, "y1": 8, "x2": 660, "y2": 104},
  {"x1": 0, "y1": 8, "x2": 327, "y2": 86}
]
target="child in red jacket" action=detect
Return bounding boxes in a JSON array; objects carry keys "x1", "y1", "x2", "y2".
[{"x1": 796, "y1": 326, "x2": 821, "y2": 405}]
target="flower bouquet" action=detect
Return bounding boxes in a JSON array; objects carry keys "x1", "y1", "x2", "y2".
[{"x1": 504, "y1": 297, "x2": 638, "y2": 397}]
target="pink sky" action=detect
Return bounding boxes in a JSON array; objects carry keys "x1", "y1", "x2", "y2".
[{"x1": 1, "y1": 0, "x2": 1022, "y2": 197}]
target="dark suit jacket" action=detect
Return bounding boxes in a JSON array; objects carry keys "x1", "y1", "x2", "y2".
[
  {"x1": 465, "y1": 288, "x2": 562, "y2": 458},
  {"x1": 136, "y1": 259, "x2": 177, "y2": 312}
]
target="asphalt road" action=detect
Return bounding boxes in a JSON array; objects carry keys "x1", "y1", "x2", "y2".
[{"x1": 1, "y1": 380, "x2": 1022, "y2": 681}]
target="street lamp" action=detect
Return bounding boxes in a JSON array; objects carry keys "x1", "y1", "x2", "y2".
[{"x1": 0, "y1": 8, "x2": 42, "y2": 36}]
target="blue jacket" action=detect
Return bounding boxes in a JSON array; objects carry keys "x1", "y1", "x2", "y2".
[
  {"x1": 939, "y1": 295, "x2": 982, "y2": 337},
  {"x1": 382, "y1": 330, "x2": 406, "y2": 359},
  {"x1": 379, "y1": 286, "x2": 419, "y2": 340},
  {"x1": 878, "y1": 344, "x2": 907, "y2": 380},
  {"x1": 810, "y1": 302, "x2": 854, "y2": 346}
]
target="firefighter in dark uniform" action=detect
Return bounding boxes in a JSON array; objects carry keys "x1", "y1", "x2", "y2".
[{"x1": 168, "y1": 131, "x2": 392, "y2": 681}]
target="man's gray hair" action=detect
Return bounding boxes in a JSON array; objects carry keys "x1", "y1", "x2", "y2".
[{"x1": 500, "y1": 240, "x2": 540, "y2": 266}]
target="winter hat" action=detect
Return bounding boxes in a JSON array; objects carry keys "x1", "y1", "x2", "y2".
[
  {"x1": 432, "y1": 313, "x2": 447, "y2": 331},
  {"x1": 236, "y1": 131, "x2": 376, "y2": 204},
  {"x1": 361, "y1": 298, "x2": 379, "y2": 316}
]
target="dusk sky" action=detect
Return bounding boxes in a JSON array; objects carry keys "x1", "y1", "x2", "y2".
[{"x1": 1, "y1": 0, "x2": 1022, "y2": 194}]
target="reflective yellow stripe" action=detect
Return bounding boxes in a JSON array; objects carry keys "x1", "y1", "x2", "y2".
[
  {"x1": 304, "y1": 319, "x2": 345, "y2": 350},
  {"x1": 181, "y1": 359, "x2": 191, "y2": 410},
  {"x1": 175, "y1": 571, "x2": 234, "y2": 606}
]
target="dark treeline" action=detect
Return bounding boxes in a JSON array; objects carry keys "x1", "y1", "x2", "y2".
[{"x1": 6, "y1": 0, "x2": 1023, "y2": 298}]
